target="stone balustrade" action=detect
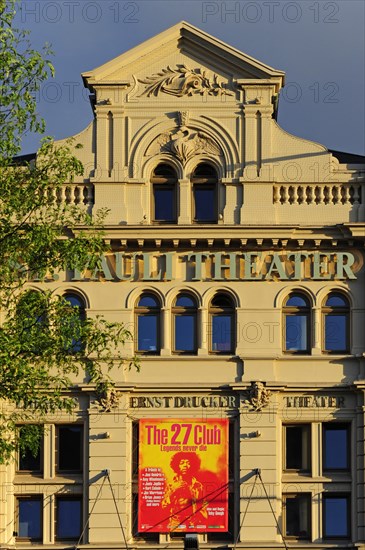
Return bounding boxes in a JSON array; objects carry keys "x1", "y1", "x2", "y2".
[{"x1": 273, "y1": 183, "x2": 361, "y2": 206}]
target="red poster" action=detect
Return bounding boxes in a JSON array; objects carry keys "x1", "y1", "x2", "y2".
[{"x1": 138, "y1": 418, "x2": 229, "y2": 533}]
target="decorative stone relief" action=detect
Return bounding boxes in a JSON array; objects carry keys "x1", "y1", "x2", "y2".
[
  {"x1": 146, "y1": 127, "x2": 221, "y2": 163},
  {"x1": 244, "y1": 381, "x2": 272, "y2": 411},
  {"x1": 95, "y1": 386, "x2": 120, "y2": 412},
  {"x1": 138, "y1": 65, "x2": 233, "y2": 97}
]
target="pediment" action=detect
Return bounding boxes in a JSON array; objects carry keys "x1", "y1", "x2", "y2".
[{"x1": 82, "y1": 21, "x2": 285, "y2": 94}]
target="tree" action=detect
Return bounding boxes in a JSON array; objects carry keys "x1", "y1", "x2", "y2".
[{"x1": 0, "y1": 0, "x2": 139, "y2": 463}]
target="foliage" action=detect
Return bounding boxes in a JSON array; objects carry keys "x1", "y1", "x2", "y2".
[{"x1": 0, "y1": 0, "x2": 139, "y2": 463}]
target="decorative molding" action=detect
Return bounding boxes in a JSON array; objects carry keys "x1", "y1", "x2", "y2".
[
  {"x1": 244, "y1": 381, "x2": 272, "y2": 411},
  {"x1": 138, "y1": 65, "x2": 234, "y2": 98}
]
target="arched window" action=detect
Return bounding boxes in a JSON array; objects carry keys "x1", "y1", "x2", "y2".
[
  {"x1": 209, "y1": 293, "x2": 235, "y2": 354},
  {"x1": 63, "y1": 293, "x2": 86, "y2": 352},
  {"x1": 135, "y1": 293, "x2": 160, "y2": 354},
  {"x1": 322, "y1": 293, "x2": 350, "y2": 353},
  {"x1": 283, "y1": 293, "x2": 311, "y2": 353},
  {"x1": 191, "y1": 163, "x2": 217, "y2": 223},
  {"x1": 151, "y1": 163, "x2": 177, "y2": 223},
  {"x1": 172, "y1": 294, "x2": 197, "y2": 354}
]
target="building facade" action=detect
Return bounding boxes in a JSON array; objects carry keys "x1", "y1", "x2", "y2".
[{"x1": 2, "y1": 21, "x2": 365, "y2": 550}]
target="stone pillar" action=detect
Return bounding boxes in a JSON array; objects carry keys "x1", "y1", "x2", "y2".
[
  {"x1": 198, "y1": 307, "x2": 208, "y2": 355},
  {"x1": 178, "y1": 179, "x2": 191, "y2": 224},
  {"x1": 160, "y1": 307, "x2": 171, "y2": 355}
]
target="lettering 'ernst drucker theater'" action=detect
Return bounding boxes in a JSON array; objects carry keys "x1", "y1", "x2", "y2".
[{"x1": 5, "y1": 21, "x2": 365, "y2": 550}]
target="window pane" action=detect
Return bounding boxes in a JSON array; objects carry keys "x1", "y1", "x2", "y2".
[
  {"x1": 286, "y1": 295, "x2": 308, "y2": 307},
  {"x1": 138, "y1": 315, "x2": 158, "y2": 352},
  {"x1": 175, "y1": 315, "x2": 196, "y2": 352},
  {"x1": 154, "y1": 187, "x2": 175, "y2": 221},
  {"x1": 194, "y1": 187, "x2": 215, "y2": 221},
  {"x1": 285, "y1": 426, "x2": 310, "y2": 471},
  {"x1": 19, "y1": 448, "x2": 41, "y2": 472},
  {"x1": 212, "y1": 315, "x2": 232, "y2": 352},
  {"x1": 285, "y1": 315, "x2": 308, "y2": 351},
  {"x1": 285, "y1": 495, "x2": 310, "y2": 538},
  {"x1": 323, "y1": 425, "x2": 349, "y2": 470},
  {"x1": 175, "y1": 295, "x2": 195, "y2": 307},
  {"x1": 324, "y1": 497, "x2": 349, "y2": 537},
  {"x1": 211, "y1": 295, "x2": 233, "y2": 308},
  {"x1": 64, "y1": 294, "x2": 84, "y2": 308},
  {"x1": 325, "y1": 295, "x2": 348, "y2": 307},
  {"x1": 18, "y1": 499, "x2": 42, "y2": 539},
  {"x1": 324, "y1": 315, "x2": 347, "y2": 351},
  {"x1": 138, "y1": 295, "x2": 159, "y2": 307},
  {"x1": 57, "y1": 499, "x2": 81, "y2": 539},
  {"x1": 58, "y1": 426, "x2": 82, "y2": 471},
  {"x1": 153, "y1": 164, "x2": 176, "y2": 178}
]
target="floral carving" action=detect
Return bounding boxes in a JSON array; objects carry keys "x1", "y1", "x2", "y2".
[
  {"x1": 244, "y1": 381, "x2": 271, "y2": 411},
  {"x1": 138, "y1": 65, "x2": 233, "y2": 97}
]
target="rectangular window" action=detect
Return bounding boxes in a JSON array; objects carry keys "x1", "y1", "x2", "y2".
[
  {"x1": 323, "y1": 495, "x2": 350, "y2": 538},
  {"x1": 193, "y1": 185, "x2": 216, "y2": 223},
  {"x1": 211, "y1": 315, "x2": 233, "y2": 353},
  {"x1": 283, "y1": 425, "x2": 310, "y2": 472},
  {"x1": 137, "y1": 314, "x2": 159, "y2": 353},
  {"x1": 56, "y1": 425, "x2": 83, "y2": 473},
  {"x1": 16, "y1": 496, "x2": 42, "y2": 540},
  {"x1": 56, "y1": 497, "x2": 82, "y2": 540},
  {"x1": 323, "y1": 423, "x2": 349, "y2": 471},
  {"x1": 153, "y1": 185, "x2": 176, "y2": 223},
  {"x1": 17, "y1": 425, "x2": 43, "y2": 473},
  {"x1": 285, "y1": 315, "x2": 309, "y2": 352},
  {"x1": 283, "y1": 494, "x2": 311, "y2": 539},
  {"x1": 324, "y1": 315, "x2": 348, "y2": 352},
  {"x1": 174, "y1": 315, "x2": 196, "y2": 353}
]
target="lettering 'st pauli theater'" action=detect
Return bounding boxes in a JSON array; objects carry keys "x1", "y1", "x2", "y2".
[{"x1": 4, "y1": 21, "x2": 365, "y2": 550}]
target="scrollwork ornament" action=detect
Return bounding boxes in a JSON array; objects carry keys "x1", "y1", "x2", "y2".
[{"x1": 138, "y1": 65, "x2": 233, "y2": 98}]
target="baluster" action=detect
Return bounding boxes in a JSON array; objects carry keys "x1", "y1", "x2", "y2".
[
  {"x1": 282, "y1": 186, "x2": 289, "y2": 205},
  {"x1": 353, "y1": 184, "x2": 360, "y2": 205},
  {"x1": 273, "y1": 185, "x2": 280, "y2": 204},
  {"x1": 85, "y1": 185, "x2": 94, "y2": 214},
  {"x1": 306, "y1": 185, "x2": 313, "y2": 204},
  {"x1": 317, "y1": 185, "x2": 324, "y2": 205},
  {"x1": 344, "y1": 184, "x2": 351, "y2": 205}
]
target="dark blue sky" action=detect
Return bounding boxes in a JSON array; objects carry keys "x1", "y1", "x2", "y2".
[{"x1": 15, "y1": 0, "x2": 365, "y2": 155}]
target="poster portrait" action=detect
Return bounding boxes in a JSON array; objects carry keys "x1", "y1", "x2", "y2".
[{"x1": 138, "y1": 418, "x2": 229, "y2": 533}]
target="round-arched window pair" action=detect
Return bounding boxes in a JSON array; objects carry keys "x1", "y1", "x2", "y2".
[
  {"x1": 135, "y1": 292, "x2": 235, "y2": 355},
  {"x1": 151, "y1": 163, "x2": 218, "y2": 224},
  {"x1": 283, "y1": 292, "x2": 349, "y2": 354}
]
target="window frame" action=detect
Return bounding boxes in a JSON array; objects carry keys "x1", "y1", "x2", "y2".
[
  {"x1": 322, "y1": 423, "x2": 350, "y2": 472},
  {"x1": 209, "y1": 293, "x2": 235, "y2": 355},
  {"x1": 283, "y1": 292, "x2": 311, "y2": 355},
  {"x1": 151, "y1": 163, "x2": 177, "y2": 224},
  {"x1": 191, "y1": 163, "x2": 218, "y2": 224},
  {"x1": 55, "y1": 424, "x2": 83, "y2": 474},
  {"x1": 62, "y1": 292, "x2": 86, "y2": 353},
  {"x1": 135, "y1": 293, "x2": 161, "y2": 355},
  {"x1": 322, "y1": 494, "x2": 350, "y2": 539},
  {"x1": 15, "y1": 495, "x2": 43, "y2": 541},
  {"x1": 322, "y1": 292, "x2": 350, "y2": 354},
  {"x1": 283, "y1": 493, "x2": 311, "y2": 540},
  {"x1": 172, "y1": 294, "x2": 198, "y2": 355},
  {"x1": 17, "y1": 426, "x2": 43, "y2": 474},
  {"x1": 283, "y1": 424, "x2": 311, "y2": 473},
  {"x1": 55, "y1": 496, "x2": 83, "y2": 541}
]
